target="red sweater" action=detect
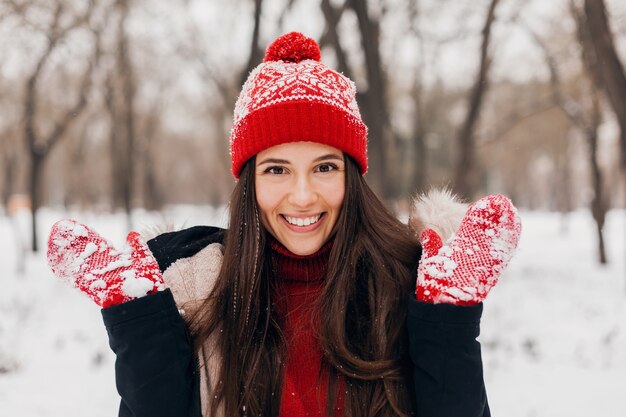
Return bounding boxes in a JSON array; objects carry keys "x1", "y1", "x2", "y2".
[{"x1": 271, "y1": 240, "x2": 343, "y2": 417}]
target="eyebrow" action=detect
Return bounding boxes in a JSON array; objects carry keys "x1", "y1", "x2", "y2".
[{"x1": 257, "y1": 153, "x2": 344, "y2": 166}]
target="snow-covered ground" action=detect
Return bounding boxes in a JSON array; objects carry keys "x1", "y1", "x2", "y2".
[{"x1": 0, "y1": 207, "x2": 624, "y2": 416}]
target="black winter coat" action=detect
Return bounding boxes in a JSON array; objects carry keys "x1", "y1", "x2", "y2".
[{"x1": 102, "y1": 226, "x2": 490, "y2": 417}]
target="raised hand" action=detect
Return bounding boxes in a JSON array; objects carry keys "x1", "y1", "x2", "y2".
[
  {"x1": 47, "y1": 220, "x2": 165, "y2": 308},
  {"x1": 416, "y1": 194, "x2": 521, "y2": 305}
]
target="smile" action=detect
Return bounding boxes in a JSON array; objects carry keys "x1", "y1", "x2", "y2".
[{"x1": 282, "y1": 214, "x2": 323, "y2": 227}]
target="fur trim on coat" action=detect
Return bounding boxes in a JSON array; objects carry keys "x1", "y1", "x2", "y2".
[
  {"x1": 161, "y1": 243, "x2": 224, "y2": 416},
  {"x1": 409, "y1": 188, "x2": 468, "y2": 242}
]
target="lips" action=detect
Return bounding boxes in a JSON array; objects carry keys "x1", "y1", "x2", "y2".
[
  {"x1": 280, "y1": 213, "x2": 326, "y2": 232},
  {"x1": 283, "y1": 214, "x2": 322, "y2": 226}
]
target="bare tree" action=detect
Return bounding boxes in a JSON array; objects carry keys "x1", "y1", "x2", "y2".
[
  {"x1": 584, "y1": 93, "x2": 607, "y2": 264},
  {"x1": 104, "y1": 0, "x2": 136, "y2": 229},
  {"x1": 105, "y1": 71, "x2": 123, "y2": 210},
  {"x1": 525, "y1": 16, "x2": 608, "y2": 263},
  {"x1": 453, "y1": 0, "x2": 500, "y2": 199},
  {"x1": 277, "y1": 0, "x2": 297, "y2": 31},
  {"x1": 19, "y1": 1, "x2": 100, "y2": 251},
  {"x1": 320, "y1": 0, "x2": 353, "y2": 79},
  {"x1": 0, "y1": 131, "x2": 19, "y2": 212},
  {"x1": 573, "y1": 4, "x2": 611, "y2": 264},
  {"x1": 117, "y1": 0, "x2": 135, "y2": 228},
  {"x1": 583, "y1": 0, "x2": 626, "y2": 172},
  {"x1": 240, "y1": 0, "x2": 264, "y2": 86},
  {"x1": 405, "y1": 0, "x2": 428, "y2": 195},
  {"x1": 580, "y1": 0, "x2": 626, "y2": 274},
  {"x1": 66, "y1": 114, "x2": 91, "y2": 209},
  {"x1": 179, "y1": 4, "x2": 247, "y2": 198},
  {"x1": 140, "y1": 98, "x2": 165, "y2": 211},
  {"x1": 348, "y1": 0, "x2": 394, "y2": 197}
]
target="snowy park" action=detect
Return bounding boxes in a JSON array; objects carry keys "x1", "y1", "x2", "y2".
[{"x1": 0, "y1": 206, "x2": 624, "y2": 416}]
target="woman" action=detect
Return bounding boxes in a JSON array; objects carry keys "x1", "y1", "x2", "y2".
[{"x1": 47, "y1": 32, "x2": 521, "y2": 417}]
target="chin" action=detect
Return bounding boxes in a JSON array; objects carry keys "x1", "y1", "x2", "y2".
[{"x1": 283, "y1": 239, "x2": 324, "y2": 256}]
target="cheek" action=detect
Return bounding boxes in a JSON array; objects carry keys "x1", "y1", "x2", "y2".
[
  {"x1": 329, "y1": 190, "x2": 345, "y2": 212},
  {"x1": 322, "y1": 180, "x2": 345, "y2": 213},
  {"x1": 255, "y1": 179, "x2": 269, "y2": 221},
  {"x1": 255, "y1": 181, "x2": 279, "y2": 224},
  {"x1": 256, "y1": 197, "x2": 270, "y2": 227}
]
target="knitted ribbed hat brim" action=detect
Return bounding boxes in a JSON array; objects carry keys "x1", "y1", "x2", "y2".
[{"x1": 230, "y1": 100, "x2": 367, "y2": 178}]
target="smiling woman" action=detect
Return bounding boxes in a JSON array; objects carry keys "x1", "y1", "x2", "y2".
[
  {"x1": 255, "y1": 142, "x2": 345, "y2": 256},
  {"x1": 46, "y1": 32, "x2": 521, "y2": 417}
]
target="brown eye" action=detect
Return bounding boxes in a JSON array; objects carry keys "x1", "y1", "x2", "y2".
[
  {"x1": 316, "y1": 163, "x2": 337, "y2": 173},
  {"x1": 265, "y1": 166, "x2": 285, "y2": 175}
]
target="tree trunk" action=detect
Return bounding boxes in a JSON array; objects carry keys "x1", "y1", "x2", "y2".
[
  {"x1": 105, "y1": 74, "x2": 124, "y2": 210},
  {"x1": 409, "y1": 81, "x2": 427, "y2": 194},
  {"x1": 453, "y1": 0, "x2": 500, "y2": 199},
  {"x1": 320, "y1": 0, "x2": 353, "y2": 79},
  {"x1": 20, "y1": 3, "x2": 98, "y2": 251},
  {"x1": 143, "y1": 139, "x2": 162, "y2": 211},
  {"x1": 240, "y1": 0, "x2": 264, "y2": 86},
  {"x1": 573, "y1": 2, "x2": 610, "y2": 264},
  {"x1": 405, "y1": 1, "x2": 429, "y2": 196},
  {"x1": 1, "y1": 139, "x2": 17, "y2": 211},
  {"x1": 66, "y1": 121, "x2": 90, "y2": 209},
  {"x1": 116, "y1": 0, "x2": 135, "y2": 229},
  {"x1": 29, "y1": 152, "x2": 43, "y2": 252},
  {"x1": 142, "y1": 107, "x2": 163, "y2": 211},
  {"x1": 584, "y1": 0, "x2": 626, "y2": 171},
  {"x1": 588, "y1": 127, "x2": 607, "y2": 264},
  {"x1": 583, "y1": 52, "x2": 608, "y2": 264},
  {"x1": 349, "y1": 0, "x2": 391, "y2": 197}
]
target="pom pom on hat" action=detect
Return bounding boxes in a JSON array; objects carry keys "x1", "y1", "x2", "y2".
[
  {"x1": 230, "y1": 32, "x2": 367, "y2": 178},
  {"x1": 264, "y1": 32, "x2": 321, "y2": 63}
]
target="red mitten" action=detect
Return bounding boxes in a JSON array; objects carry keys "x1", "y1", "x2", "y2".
[
  {"x1": 416, "y1": 194, "x2": 521, "y2": 305},
  {"x1": 47, "y1": 219, "x2": 165, "y2": 308}
]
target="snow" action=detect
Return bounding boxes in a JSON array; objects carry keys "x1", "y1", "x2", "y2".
[
  {"x1": 0, "y1": 206, "x2": 625, "y2": 416},
  {"x1": 80, "y1": 242, "x2": 98, "y2": 258},
  {"x1": 54, "y1": 220, "x2": 88, "y2": 238},
  {"x1": 120, "y1": 270, "x2": 154, "y2": 298},
  {"x1": 475, "y1": 199, "x2": 488, "y2": 210},
  {"x1": 481, "y1": 210, "x2": 626, "y2": 417}
]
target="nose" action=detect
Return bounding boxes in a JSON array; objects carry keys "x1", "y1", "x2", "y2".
[{"x1": 287, "y1": 174, "x2": 318, "y2": 208}]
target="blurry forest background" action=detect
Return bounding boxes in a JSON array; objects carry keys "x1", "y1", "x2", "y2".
[
  {"x1": 1, "y1": 0, "x2": 626, "y2": 264},
  {"x1": 2, "y1": 2, "x2": 626, "y2": 414}
]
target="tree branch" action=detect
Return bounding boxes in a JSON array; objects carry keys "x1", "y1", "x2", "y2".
[{"x1": 320, "y1": 0, "x2": 353, "y2": 79}]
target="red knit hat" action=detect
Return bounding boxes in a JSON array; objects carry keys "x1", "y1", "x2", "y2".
[{"x1": 230, "y1": 32, "x2": 368, "y2": 178}]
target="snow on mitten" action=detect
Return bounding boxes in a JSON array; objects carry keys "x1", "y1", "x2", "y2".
[
  {"x1": 416, "y1": 194, "x2": 521, "y2": 305},
  {"x1": 47, "y1": 220, "x2": 166, "y2": 308}
]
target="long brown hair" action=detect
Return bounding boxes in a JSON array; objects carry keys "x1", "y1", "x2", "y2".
[{"x1": 190, "y1": 155, "x2": 421, "y2": 417}]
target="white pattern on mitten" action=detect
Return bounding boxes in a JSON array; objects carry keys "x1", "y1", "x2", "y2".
[
  {"x1": 416, "y1": 194, "x2": 521, "y2": 305},
  {"x1": 47, "y1": 220, "x2": 165, "y2": 308}
]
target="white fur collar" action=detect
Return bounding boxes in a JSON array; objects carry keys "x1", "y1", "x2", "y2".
[{"x1": 409, "y1": 188, "x2": 468, "y2": 242}]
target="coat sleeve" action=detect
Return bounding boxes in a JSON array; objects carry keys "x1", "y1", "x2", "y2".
[
  {"x1": 407, "y1": 295, "x2": 491, "y2": 417},
  {"x1": 101, "y1": 289, "x2": 202, "y2": 417}
]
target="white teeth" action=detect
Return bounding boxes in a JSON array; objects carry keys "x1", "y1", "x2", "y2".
[{"x1": 285, "y1": 214, "x2": 321, "y2": 226}]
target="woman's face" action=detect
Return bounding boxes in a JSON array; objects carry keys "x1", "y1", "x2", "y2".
[{"x1": 255, "y1": 141, "x2": 345, "y2": 256}]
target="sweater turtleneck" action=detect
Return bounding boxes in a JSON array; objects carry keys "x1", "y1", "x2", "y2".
[
  {"x1": 270, "y1": 238, "x2": 333, "y2": 283},
  {"x1": 270, "y1": 238, "x2": 343, "y2": 417}
]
